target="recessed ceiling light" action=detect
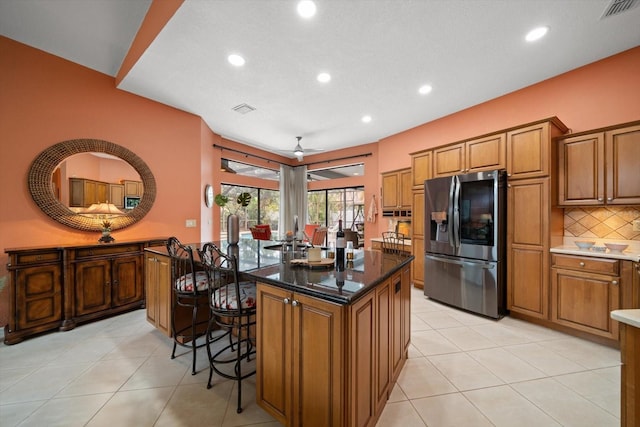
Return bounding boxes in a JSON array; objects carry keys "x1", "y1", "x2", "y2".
[
  {"x1": 227, "y1": 54, "x2": 245, "y2": 66},
  {"x1": 418, "y1": 84, "x2": 433, "y2": 95},
  {"x1": 362, "y1": 115, "x2": 372, "y2": 123},
  {"x1": 297, "y1": 1, "x2": 317, "y2": 18},
  {"x1": 317, "y1": 72, "x2": 331, "y2": 83},
  {"x1": 525, "y1": 26, "x2": 549, "y2": 42}
]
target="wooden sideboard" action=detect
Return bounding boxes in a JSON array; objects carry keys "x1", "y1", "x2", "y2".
[{"x1": 4, "y1": 238, "x2": 166, "y2": 344}]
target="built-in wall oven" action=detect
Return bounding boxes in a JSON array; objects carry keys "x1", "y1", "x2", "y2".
[{"x1": 423, "y1": 170, "x2": 506, "y2": 318}]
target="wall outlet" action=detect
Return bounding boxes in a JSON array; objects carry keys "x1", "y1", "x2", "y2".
[
  {"x1": 185, "y1": 219, "x2": 197, "y2": 228},
  {"x1": 633, "y1": 219, "x2": 640, "y2": 232}
]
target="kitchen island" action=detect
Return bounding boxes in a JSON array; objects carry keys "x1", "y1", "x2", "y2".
[{"x1": 144, "y1": 241, "x2": 413, "y2": 427}]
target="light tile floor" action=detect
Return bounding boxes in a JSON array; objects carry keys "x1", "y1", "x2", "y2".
[{"x1": 0, "y1": 287, "x2": 621, "y2": 426}]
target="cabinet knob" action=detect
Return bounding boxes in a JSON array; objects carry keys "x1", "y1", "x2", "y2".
[
  {"x1": 598, "y1": 197, "x2": 603, "y2": 202},
  {"x1": 607, "y1": 197, "x2": 612, "y2": 201},
  {"x1": 579, "y1": 262, "x2": 585, "y2": 267},
  {"x1": 291, "y1": 300, "x2": 299, "y2": 307},
  {"x1": 507, "y1": 184, "x2": 511, "y2": 188},
  {"x1": 507, "y1": 173, "x2": 511, "y2": 177},
  {"x1": 105, "y1": 282, "x2": 110, "y2": 286},
  {"x1": 283, "y1": 298, "x2": 290, "y2": 304},
  {"x1": 612, "y1": 280, "x2": 618, "y2": 285}
]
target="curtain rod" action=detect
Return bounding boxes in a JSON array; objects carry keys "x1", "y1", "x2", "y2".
[{"x1": 213, "y1": 144, "x2": 372, "y2": 168}]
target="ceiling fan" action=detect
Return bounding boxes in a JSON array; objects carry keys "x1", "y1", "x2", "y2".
[{"x1": 287, "y1": 136, "x2": 323, "y2": 161}]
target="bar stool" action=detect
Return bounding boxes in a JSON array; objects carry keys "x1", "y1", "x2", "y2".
[
  {"x1": 199, "y1": 242, "x2": 257, "y2": 413},
  {"x1": 166, "y1": 237, "x2": 210, "y2": 375},
  {"x1": 382, "y1": 231, "x2": 406, "y2": 254}
]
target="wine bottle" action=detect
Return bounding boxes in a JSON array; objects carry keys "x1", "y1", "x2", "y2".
[{"x1": 335, "y1": 219, "x2": 345, "y2": 269}]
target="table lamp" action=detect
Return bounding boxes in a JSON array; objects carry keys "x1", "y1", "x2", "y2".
[{"x1": 82, "y1": 202, "x2": 124, "y2": 243}]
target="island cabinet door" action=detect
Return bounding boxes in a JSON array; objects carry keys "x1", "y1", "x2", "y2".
[
  {"x1": 292, "y1": 293, "x2": 344, "y2": 427},
  {"x1": 256, "y1": 283, "x2": 345, "y2": 427},
  {"x1": 256, "y1": 284, "x2": 291, "y2": 425}
]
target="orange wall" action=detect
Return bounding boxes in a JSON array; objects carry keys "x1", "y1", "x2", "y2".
[{"x1": 1, "y1": 33, "x2": 639, "y2": 327}]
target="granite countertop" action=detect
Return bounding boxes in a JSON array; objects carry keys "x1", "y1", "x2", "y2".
[
  {"x1": 146, "y1": 239, "x2": 414, "y2": 305},
  {"x1": 550, "y1": 236, "x2": 640, "y2": 262},
  {"x1": 611, "y1": 309, "x2": 640, "y2": 328}
]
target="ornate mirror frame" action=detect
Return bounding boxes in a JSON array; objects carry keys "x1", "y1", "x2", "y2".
[{"x1": 29, "y1": 139, "x2": 156, "y2": 231}]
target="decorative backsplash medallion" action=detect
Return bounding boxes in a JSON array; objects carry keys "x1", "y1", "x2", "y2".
[{"x1": 564, "y1": 206, "x2": 640, "y2": 241}]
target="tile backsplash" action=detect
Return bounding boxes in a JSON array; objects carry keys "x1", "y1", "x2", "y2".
[{"x1": 564, "y1": 206, "x2": 640, "y2": 241}]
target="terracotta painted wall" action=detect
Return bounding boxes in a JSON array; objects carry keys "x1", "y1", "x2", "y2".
[{"x1": 374, "y1": 46, "x2": 640, "y2": 237}]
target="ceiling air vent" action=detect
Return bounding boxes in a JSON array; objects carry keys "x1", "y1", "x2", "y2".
[
  {"x1": 232, "y1": 103, "x2": 256, "y2": 114},
  {"x1": 601, "y1": 0, "x2": 638, "y2": 18}
]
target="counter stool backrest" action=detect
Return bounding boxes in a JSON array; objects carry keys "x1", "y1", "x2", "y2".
[{"x1": 382, "y1": 231, "x2": 406, "y2": 254}]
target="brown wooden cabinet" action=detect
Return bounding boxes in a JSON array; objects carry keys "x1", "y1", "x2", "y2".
[
  {"x1": 256, "y1": 283, "x2": 345, "y2": 427},
  {"x1": 551, "y1": 254, "x2": 620, "y2": 340},
  {"x1": 256, "y1": 267, "x2": 411, "y2": 427},
  {"x1": 4, "y1": 240, "x2": 159, "y2": 344},
  {"x1": 618, "y1": 321, "x2": 640, "y2": 426},
  {"x1": 4, "y1": 249, "x2": 63, "y2": 345},
  {"x1": 69, "y1": 177, "x2": 109, "y2": 207},
  {"x1": 558, "y1": 122, "x2": 640, "y2": 206},
  {"x1": 433, "y1": 133, "x2": 506, "y2": 177},
  {"x1": 109, "y1": 183, "x2": 125, "y2": 208},
  {"x1": 123, "y1": 180, "x2": 144, "y2": 197},
  {"x1": 411, "y1": 150, "x2": 432, "y2": 189},
  {"x1": 67, "y1": 243, "x2": 144, "y2": 325},
  {"x1": 506, "y1": 119, "x2": 567, "y2": 321},
  {"x1": 144, "y1": 251, "x2": 171, "y2": 336},
  {"x1": 381, "y1": 168, "x2": 411, "y2": 212},
  {"x1": 411, "y1": 190, "x2": 425, "y2": 289}
]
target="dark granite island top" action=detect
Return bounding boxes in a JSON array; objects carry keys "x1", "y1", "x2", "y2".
[{"x1": 145, "y1": 239, "x2": 414, "y2": 305}]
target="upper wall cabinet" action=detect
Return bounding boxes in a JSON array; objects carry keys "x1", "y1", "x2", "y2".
[
  {"x1": 411, "y1": 150, "x2": 432, "y2": 189},
  {"x1": 382, "y1": 168, "x2": 412, "y2": 212},
  {"x1": 558, "y1": 122, "x2": 640, "y2": 206},
  {"x1": 433, "y1": 133, "x2": 506, "y2": 178}
]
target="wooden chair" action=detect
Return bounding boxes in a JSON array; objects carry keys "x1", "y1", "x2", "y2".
[
  {"x1": 166, "y1": 236, "x2": 210, "y2": 375},
  {"x1": 382, "y1": 231, "x2": 406, "y2": 254},
  {"x1": 199, "y1": 242, "x2": 257, "y2": 414},
  {"x1": 311, "y1": 227, "x2": 328, "y2": 246}
]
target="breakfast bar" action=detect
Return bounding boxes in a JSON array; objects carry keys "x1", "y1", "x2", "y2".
[{"x1": 145, "y1": 241, "x2": 413, "y2": 427}]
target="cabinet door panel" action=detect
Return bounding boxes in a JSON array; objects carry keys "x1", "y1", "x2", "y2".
[
  {"x1": 16, "y1": 266, "x2": 62, "y2": 329},
  {"x1": 557, "y1": 133, "x2": 604, "y2": 205},
  {"x1": 606, "y1": 124, "x2": 640, "y2": 205},
  {"x1": 391, "y1": 273, "x2": 403, "y2": 382},
  {"x1": 75, "y1": 260, "x2": 112, "y2": 315},
  {"x1": 433, "y1": 143, "x2": 464, "y2": 177},
  {"x1": 467, "y1": 133, "x2": 506, "y2": 173},
  {"x1": 507, "y1": 123, "x2": 549, "y2": 179},
  {"x1": 256, "y1": 285, "x2": 290, "y2": 424},
  {"x1": 350, "y1": 290, "x2": 375, "y2": 427},
  {"x1": 376, "y1": 280, "x2": 391, "y2": 412},
  {"x1": 509, "y1": 179, "x2": 547, "y2": 246},
  {"x1": 412, "y1": 238, "x2": 424, "y2": 289},
  {"x1": 382, "y1": 173, "x2": 399, "y2": 209},
  {"x1": 552, "y1": 270, "x2": 619, "y2": 339},
  {"x1": 112, "y1": 255, "x2": 143, "y2": 306},
  {"x1": 412, "y1": 151, "x2": 432, "y2": 188},
  {"x1": 412, "y1": 191, "x2": 424, "y2": 238},
  {"x1": 508, "y1": 248, "x2": 547, "y2": 318},
  {"x1": 400, "y1": 170, "x2": 412, "y2": 208}
]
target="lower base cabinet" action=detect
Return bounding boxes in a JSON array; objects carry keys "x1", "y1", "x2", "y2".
[
  {"x1": 619, "y1": 322, "x2": 640, "y2": 426},
  {"x1": 145, "y1": 251, "x2": 171, "y2": 336},
  {"x1": 551, "y1": 254, "x2": 621, "y2": 341},
  {"x1": 256, "y1": 268, "x2": 410, "y2": 427}
]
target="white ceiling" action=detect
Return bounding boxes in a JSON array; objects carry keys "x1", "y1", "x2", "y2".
[{"x1": 2, "y1": 0, "x2": 639, "y2": 158}]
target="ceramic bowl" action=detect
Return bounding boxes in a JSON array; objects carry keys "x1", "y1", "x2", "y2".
[
  {"x1": 604, "y1": 242, "x2": 628, "y2": 252},
  {"x1": 574, "y1": 241, "x2": 595, "y2": 250}
]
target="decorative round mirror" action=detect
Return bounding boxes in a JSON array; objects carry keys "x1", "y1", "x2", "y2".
[{"x1": 29, "y1": 139, "x2": 156, "y2": 231}]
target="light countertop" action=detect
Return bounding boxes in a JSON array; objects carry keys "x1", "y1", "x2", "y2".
[
  {"x1": 611, "y1": 309, "x2": 640, "y2": 328},
  {"x1": 550, "y1": 236, "x2": 640, "y2": 262}
]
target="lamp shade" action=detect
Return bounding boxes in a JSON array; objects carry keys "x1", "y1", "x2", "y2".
[{"x1": 83, "y1": 202, "x2": 124, "y2": 216}]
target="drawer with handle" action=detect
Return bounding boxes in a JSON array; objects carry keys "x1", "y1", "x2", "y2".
[{"x1": 551, "y1": 254, "x2": 619, "y2": 275}]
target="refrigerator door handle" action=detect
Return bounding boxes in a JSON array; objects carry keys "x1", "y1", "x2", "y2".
[
  {"x1": 447, "y1": 176, "x2": 456, "y2": 248},
  {"x1": 425, "y1": 254, "x2": 495, "y2": 269},
  {"x1": 453, "y1": 175, "x2": 461, "y2": 249}
]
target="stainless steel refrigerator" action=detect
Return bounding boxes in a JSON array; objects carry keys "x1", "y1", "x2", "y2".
[{"x1": 423, "y1": 170, "x2": 506, "y2": 319}]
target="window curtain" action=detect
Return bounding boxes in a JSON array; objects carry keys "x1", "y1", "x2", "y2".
[{"x1": 279, "y1": 164, "x2": 307, "y2": 239}]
